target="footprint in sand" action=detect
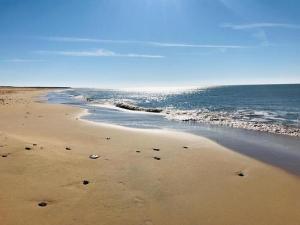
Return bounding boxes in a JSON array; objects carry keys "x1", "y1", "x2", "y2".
[
  {"x1": 142, "y1": 220, "x2": 153, "y2": 225},
  {"x1": 134, "y1": 197, "x2": 145, "y2": 207}
]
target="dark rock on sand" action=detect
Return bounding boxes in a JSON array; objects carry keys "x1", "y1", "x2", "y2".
[
  {"x1": 65, "y1": 147, "x2": 71, "y2": 150},
  {"x1": 83, "y1": 180, "x2": 89, "y2": 185},
  {"x1": 153, "y1": 148, "x2": 160, "y2": 151},
  {"x1": 38, "y1": 202, "x2": 47, "y2": 207},
  {"x1": 153, "y1": 156, "x2": 161, "y2": 160},
  {"x1": 237, "y1": 171, "x2": 245, "y2": 177}
]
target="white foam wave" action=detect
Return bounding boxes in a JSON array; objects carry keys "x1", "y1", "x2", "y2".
[
  {"x1": 164, "y1": 109, "x2": 300, "y2": 137},
  {"x1": 88, "y1": 102, "x2": 163, "y2": 115},
  {"x1": 73, "y1": 95, "x2": 86, "y2": 100}
]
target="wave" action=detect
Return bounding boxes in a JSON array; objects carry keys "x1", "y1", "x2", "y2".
[
  {"x1": 87, "y1": 98, "x2": 300, "y2": 137},
  {"x1": 114, "y1": 102, "x2": 163, "y2": 113},
  {"x1": 87, "y1": 100, "x2": 163, "y2": 114},
  {"x1": 91, "y1": 101, "x2": 300, "y2": 137},
  {"x1": 73, "y1": 95, "x2": 86, "y2": 100},
  {"x1": 55, "y1": 90, "x2": 300, "y2": 137},
  {"x1": 164, "y1": 109, "x2": 300, "y2": 137}
]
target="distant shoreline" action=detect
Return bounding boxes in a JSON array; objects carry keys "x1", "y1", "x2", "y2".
[{"x1": 0, "y1": 86, "x2": 71, "y2": 89}]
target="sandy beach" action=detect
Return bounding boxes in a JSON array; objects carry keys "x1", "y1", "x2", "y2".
[{"x1": 0, "y1": 88, "x2": 299, "y2": 225}]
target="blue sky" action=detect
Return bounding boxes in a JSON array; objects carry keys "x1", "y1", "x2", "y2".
[{"x1": 0, "y1": 0, "x2": 300, "y2": 88}]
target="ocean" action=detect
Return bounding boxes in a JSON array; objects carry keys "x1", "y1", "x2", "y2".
[
  {"x1": 47, "y1": 84, "x2": 300, "y2": 136},
  {"x1": 46, "y1": 84, "x2": 300, "y2": 175}
]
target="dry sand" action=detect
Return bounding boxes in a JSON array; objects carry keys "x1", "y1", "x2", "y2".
[{"x1": 0, "y1": 88, "x2": 299, "y2": 225}]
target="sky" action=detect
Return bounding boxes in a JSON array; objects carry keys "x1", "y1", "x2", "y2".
[{"x1": 0, "y1": 0, "x2": 300, "y2": 88}]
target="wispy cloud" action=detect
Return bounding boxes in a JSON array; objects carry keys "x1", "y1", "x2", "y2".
[
  {"x1": 0, "y1": 58, "x2": 44, "y2": 62},
  {"x1": 36, "y1": 49, "x2": 164, "y2": 58},
  {"x1": 148, "y1": 42, "x2": 247, "y2": 49},
  {"x1": 40, "y1": 36, "x2": 249, "y2": 49},
  {"x1": 221, "y1": 23, "x2": 300, "y2": 30},
  {"x1": 40, "y1": 36, "x2": 135, "y2": 44}
]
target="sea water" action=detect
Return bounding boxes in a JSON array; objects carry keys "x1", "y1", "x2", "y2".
[{"x1": 47, "y1": 84, "x2": 300, "y2": 175}]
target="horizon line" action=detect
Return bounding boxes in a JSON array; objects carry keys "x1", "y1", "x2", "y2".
[{"x1": 2, "y1": 82, "x2": 299, "y2": 90}]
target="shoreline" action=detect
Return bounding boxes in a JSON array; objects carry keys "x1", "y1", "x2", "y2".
[
  {"x1": 64, "y1": 93, "x2": 300, "y2": 176},
  {"x1": 83, "y1": 113, "x2": 300, "y2": 176},
  {"x1": 1, "y1": 88, "x2": 300, "y2": 225},
  {"x1": 52, "y1": 88, "x2": 300, "y2": 138}
]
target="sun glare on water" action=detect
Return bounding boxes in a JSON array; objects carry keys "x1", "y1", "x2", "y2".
[{"x1": 119, "y1": 86, "x2": 201, "y2": 93}]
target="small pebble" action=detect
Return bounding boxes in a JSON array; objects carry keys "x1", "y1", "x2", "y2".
[
  {"x1": 89, "y1": 154, "x2": 99, "y2": 159},
  {"x1": 38, "y1": 202, "x2": 47, "y2": 207},
  {"x1": 25, "y1": 146, "x2": 32, "y2": 150},
  {"x1": 183, "y1": 146, "x2": 189, "y2": 149},
  {"x1": 153, "y1": 156, "x2": 161, "y2": 160},
  {"x1": 136, "y1": 150, "x2": 141, "y2": 153},
  {"x1": 153, "y1": 148, "x2": 160, "y2": 151},
  {"x1": 65, "y1": 147, "x2": 71, "y2": 150},
  {"x1": 83, "y1": 180, "x2": 89, "y2": 185},
  {"x1": 237, "y1": 171, "x2": 245, "y2": 177}
]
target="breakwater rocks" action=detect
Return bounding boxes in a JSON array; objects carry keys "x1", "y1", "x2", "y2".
[{"x1": 115, "y1": 102, "x2": 163, "y2": 113}]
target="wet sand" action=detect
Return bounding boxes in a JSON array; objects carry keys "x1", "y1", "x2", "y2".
[{"x1": 0, "y1": 88, "x2": 300, "y2": 225}]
